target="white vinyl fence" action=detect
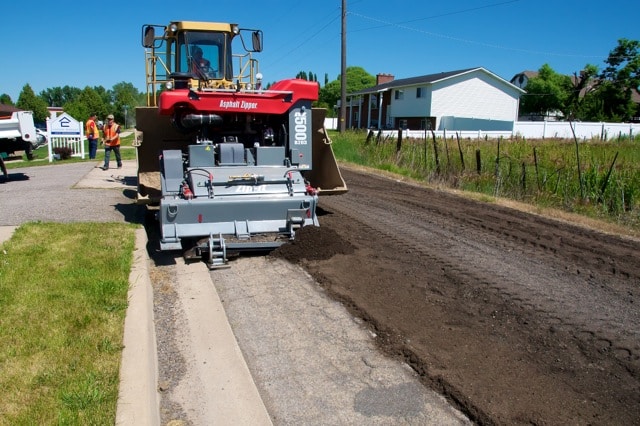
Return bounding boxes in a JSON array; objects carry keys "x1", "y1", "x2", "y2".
[{"x1": 325, "y1": 118, "x2": 640, "y2": 141}]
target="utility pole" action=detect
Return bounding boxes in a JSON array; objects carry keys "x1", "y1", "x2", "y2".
[{"x1": 339, "y1": 0, "x2": 347, "y2": 132}]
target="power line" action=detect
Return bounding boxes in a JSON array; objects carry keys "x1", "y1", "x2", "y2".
[
  {"x1": 260, "y1": 9, "x2": 341, "y2": 72},
  {"x1": 348, "y1": 11, "x2": 603, "y2": 60},
  {"x1": 352, "y1": 0, "x2": 523, "y2": 31}
]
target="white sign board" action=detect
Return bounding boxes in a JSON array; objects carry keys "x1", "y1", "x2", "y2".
[
  {"x1": 46, "y1": 112, "x2": 85, "y2": 162},
  {"x1": 50, "y1": 112, "x2": 81, "y2": 135}
]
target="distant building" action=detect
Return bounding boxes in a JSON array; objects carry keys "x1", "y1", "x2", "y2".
[
  {"x1": 0, "y1": 104, "x2": 64, "y2": 120},
  {"x1": 509, "y1": 70, "x2": 538, "y2": 89},
  {"x1": 47, "y1": 107, "x2": 64, "y2": 120},
  {"x1": 0, "y1": 103, "x2": 22, "y2": 116},
  {"x1": 345, "y1": 67, "x2": 524, "y2": 132}
]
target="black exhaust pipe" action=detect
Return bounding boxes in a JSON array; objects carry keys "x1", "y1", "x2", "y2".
[{"x1": 172, "y1": 113, "x2": 223, "y2": 133}]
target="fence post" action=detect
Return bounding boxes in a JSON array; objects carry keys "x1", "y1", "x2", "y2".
[
  {"x1": 365, "y1": 129, "x2": 374, "y2": 145},
  {"x1": 79, "y1": 121, "x2": 86, "y2": 159},
  {"x1": 46, "y1": 117, "x2": 53, "y2": 163},
  {"x1": 456, "y1": 132, "x2": 465, "y2": 171},
  {"x1": 431, "y1": 129, "x2": 440, "y2": 174},
  {"x1": 494, "y1": 136, "x2": 501, "y2": 177}
]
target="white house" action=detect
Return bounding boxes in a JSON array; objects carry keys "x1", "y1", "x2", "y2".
[{"x1": 345, "y1": 67, "x2": 524, "y2": 132}]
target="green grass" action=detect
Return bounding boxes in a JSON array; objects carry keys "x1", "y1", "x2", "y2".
[
  {"x1": 0, "y1": 222, "x2": 137, "y2": 425},
  {"x1": 329, "y1": 129, "x2": 640, "y2": 232}
]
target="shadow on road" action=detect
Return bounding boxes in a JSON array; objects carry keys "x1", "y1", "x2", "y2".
[{"x1": 0, "y1": 173, "x2": 30, "y2": 183}]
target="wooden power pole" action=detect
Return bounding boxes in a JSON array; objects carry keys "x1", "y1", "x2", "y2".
[{"x1": 339, "y1": 0, "x2": 347, "y2": 132}]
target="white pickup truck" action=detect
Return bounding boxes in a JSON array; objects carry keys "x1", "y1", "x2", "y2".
[{"x1": 0, "y1": 110, "x2": 46, "y2": 161}]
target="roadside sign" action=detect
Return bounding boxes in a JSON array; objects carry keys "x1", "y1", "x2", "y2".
[
  {"x1": 50, "y1": 112, "x2": 81, "y2": 135},
  {"x1": 46, "y1": 113, "x2": 85, "y2": 162}
]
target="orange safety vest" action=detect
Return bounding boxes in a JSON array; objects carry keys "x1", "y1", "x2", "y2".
[
  {"x1": 85, "y1": 118, "x2": 100, "y2": 139},
  {"x1": 103, "y1": 123, "x2": 121, "y2": 146}
]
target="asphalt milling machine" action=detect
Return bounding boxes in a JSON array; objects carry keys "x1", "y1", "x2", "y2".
[{"x1": 135, "y1": 21, "x2": 347, "y2": 268}]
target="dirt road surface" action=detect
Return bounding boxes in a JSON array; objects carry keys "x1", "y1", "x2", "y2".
[{"x1": 271, "y1": 166, "x2": 640, "y2": 425}]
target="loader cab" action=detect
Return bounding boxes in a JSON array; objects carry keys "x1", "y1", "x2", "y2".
[
  {"x1": 141, "y1": 21, "x2": 264, "y2": 105},
  {"x1": 177, "y1": 31, "x2": 230, "y2": 81}
]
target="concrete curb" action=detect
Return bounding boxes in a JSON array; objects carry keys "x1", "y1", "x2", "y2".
[
  {"x1": 0, "y1": 226, "x2": 17, "y2": 245},
  {"x1": 116, "y1": 228, "x2": 160, "y2": 425}
]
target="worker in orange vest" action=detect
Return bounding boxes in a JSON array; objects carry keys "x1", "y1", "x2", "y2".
[
  {"x1": 85, "y1": 112, "x2": 100, "y2": 160},
  {"x1": 101, "y1": 114, "x2": 122, "y2": 170}
]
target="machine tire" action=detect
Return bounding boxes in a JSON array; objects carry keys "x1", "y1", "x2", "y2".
[{"x1": 0, "y1": 156, "x2": 7, "y2": 180}]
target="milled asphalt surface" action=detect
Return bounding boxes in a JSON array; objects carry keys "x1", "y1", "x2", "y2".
[{"x1": 0, "y1": 156, "x2": 471, "y2": 425}]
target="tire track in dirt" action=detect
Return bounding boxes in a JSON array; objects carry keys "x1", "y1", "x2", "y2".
[{"x1": 324, "y1": 175, "x2": 640, "y2": 364}]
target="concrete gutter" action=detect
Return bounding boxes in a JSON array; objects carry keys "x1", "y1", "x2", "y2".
[
  {"x1": 116, "y1": 231, "x2": 271, "y2": 425},
  {"x1": 116, "y1": 228, "x2": 161, "y2": 425},
  {"x1": 170, "y1": 258, "x2": 273, "y2": 424}
]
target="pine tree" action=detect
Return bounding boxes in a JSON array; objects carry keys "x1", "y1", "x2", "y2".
[{"x1": 16, "y1": 84, "x2": 49, "y2": 123}]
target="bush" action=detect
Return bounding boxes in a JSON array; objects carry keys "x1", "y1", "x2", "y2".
[{"x1": 53, "y1": 146, "x2": 73, "y2": 160}]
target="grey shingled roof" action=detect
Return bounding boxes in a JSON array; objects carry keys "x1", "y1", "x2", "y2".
[{"x1": 349, "y1": 67, "x2": 482, "y2": 96}]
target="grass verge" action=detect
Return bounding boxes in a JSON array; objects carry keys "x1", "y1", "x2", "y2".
[
  {"x1": 0, "y1": 222, "x2": 137, "y2": 424},
  {"x1": 329, "y1": 129, "x2": 640, "y2": 234}
]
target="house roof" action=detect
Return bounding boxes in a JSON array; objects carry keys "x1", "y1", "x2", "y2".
[
  {"x1": 349, "y1": 67, "x2": 523, "y2": 96},
  {"x1": 0, "y1": 103, "x2": 22, "y2": 115},
  {"x1": 510, "y1": 71, "x2": 538, "y2": 87}
]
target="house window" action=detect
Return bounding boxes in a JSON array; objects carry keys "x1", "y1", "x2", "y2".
[
  {"x1": 394, "y1": 90, "x2": 404, "y2": 100},
  {"x1": 399, "y1": 119, "x2": 408, "y2": 130},
  {"x1": 416, "y1": 87, "x2": 425, "y2": 98},
  {"x1": 370, "y1": 94, "x2": 377, "y2": 108}
]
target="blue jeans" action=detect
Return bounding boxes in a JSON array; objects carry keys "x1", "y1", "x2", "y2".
[
  {"x1": 88, "y1": 138, "x2": 98, "y2": 159},
  {"x1": 103, "y1": 145, "x2": 122, "y2": 169}
]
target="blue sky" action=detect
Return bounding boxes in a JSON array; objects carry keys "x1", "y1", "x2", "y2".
[{"x1": 2, "y1": 0, "x2": 637, "y2": 103}]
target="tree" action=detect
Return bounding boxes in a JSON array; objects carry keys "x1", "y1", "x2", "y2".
[
  {"x1": 39, "y1": 85, "x2": 81, "y2": 107},
  {"x1": 520, "y1": 64, "x2": 572, "y2": 119},
  {"x1": 566, "y1": 64, "x2": 599, "y2": 120},
  {"x1": 111, "y1": 81, "x2": 143, "y2": 127},
  {"x1": 569, "y1": 39, "x2": 639, "y2": 122},
  {"x1": 16, "y1": 84, "x2": 49, "y2": 123},
  {"x1": 597, "y1": 38, "x2": 640, "y2": 122},
  {"x1": 0, "y1": 94, "x2": 13, "y2": 106},
  {"x1": 63, "y1": 86, "x2": 108, "y2": 123},
  {"x1": 94, "y1": 86, "x2": 112, "y2": 109},
  {"x1": 319, "y1": 66, "x2": 376, "y2": 117}
]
